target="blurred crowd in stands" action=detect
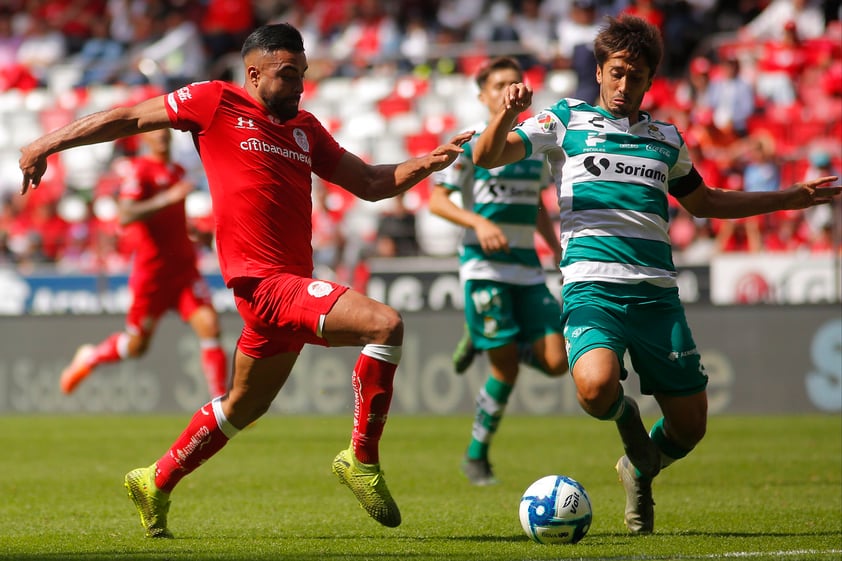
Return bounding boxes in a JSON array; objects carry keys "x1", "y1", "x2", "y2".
[{"x1": 0, "y1": 0, "x2": 840, "y2": 286}]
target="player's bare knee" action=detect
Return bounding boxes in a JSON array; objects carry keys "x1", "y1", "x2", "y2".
[
  {"x1": 369, "y1": 307, "x2": 404, "y2": 345},
  {"x1": 576, "y1": 386, "x2": 614, "y2": 417}
]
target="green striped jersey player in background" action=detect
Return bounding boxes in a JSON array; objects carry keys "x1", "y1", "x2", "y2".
[
  {"x1": 431, "y1": 56, "x2": 569, "y2": 487},
  {"x1": 472, "y1": 15, "x2": 841, "y2": 534}
]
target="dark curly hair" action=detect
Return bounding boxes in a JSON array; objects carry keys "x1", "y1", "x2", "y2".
[{"x1": 593, "y1": 15, "x2": 663, "y2": 77}]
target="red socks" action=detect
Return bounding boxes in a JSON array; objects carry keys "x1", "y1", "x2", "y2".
[
  {"x1": 89, "y1": 332, "x2": 125, "y2": 366},
  {"x1": 153, "y1": 399, "x2": 237, "y2": 492},
  {"x1": 150, "y1": 344, "x2": 401, "y2": 493},
  {"x1": 351, "y1": 345, "x2": 400, "y2": 465},
  {"x1": 200, "y1": 344, "x2": 228, "y2": 398}
]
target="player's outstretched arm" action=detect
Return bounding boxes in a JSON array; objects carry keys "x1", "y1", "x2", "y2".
[
  {"x1": 474, "y1": 82, "x2": 531, "y2": 169},
  {"x1": 679, "y1": 175, "x2": 841, "y2": 219},
  {"x1": 331, "y1": 131, "x2": 474, "y2": 202},
  {"x1": 19, "y1": 96, "x2": 171, "y2": 195}
]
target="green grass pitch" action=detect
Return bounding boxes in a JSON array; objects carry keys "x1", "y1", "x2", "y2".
[{"x1": 0, "y1": 414, "x2": 839, "y2": 560}]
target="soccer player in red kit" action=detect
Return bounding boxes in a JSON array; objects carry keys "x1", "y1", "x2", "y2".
[
  {"x1": 20, "y1": 23, "x2": 473, "y2": 537},
  {"x1": 60, "y1": 128, "x2": 228, "y2": 398}
]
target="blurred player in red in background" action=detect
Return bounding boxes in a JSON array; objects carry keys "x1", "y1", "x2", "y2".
[
  {"x1": 59, "y1": 128, "x2": 228, "y2": 399},
  {"x1": 20, "y1": 23, "x2": 471, "y2": 538}
]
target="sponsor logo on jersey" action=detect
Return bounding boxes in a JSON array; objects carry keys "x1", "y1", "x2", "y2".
[
  {"x1": 614, "y1": 161, "x2": 667, "y2": 183},
  {"x1": 588, "y1": 115, "x2": 606, "y2": 129},
  {"x1": 536, "y1": 112, "x2": 556, "y2": 132},
  {"x1": 667, "y1": 348, "x2": 699, "y2": 361},
  {"x1": 239, "y1": 138, "x2": 312, "y2": 165},
  {"x1": 581, "y1": 155, "x2": 667, "y2": 183},
  {"x1": 568, "y1": 327, "x2": 586, "y2": 338},
  {"x1": 167, "y1": 86, "x2": 194, "y2": 114},
  {"x1": 647, "y1": 124, "x2": 666, "y2": 141},
  {"x1": 293, "y1": 128, "x2": 310, "y2": 152},
  {"x1": 307, "y1": 280, "x2": 334, "y2": 298},
  {"x1": 583, "y1": 155, "x2": 610, "y2": 176},
  {"x1": 167, "y1": 82, "x2": 213, "y2": 113},
  {"x1": 646, "y1": 143, "x2": 672, "y2": 158},
  {"x1": 585, "y1": 132, "x2": 606, "y2": 148},
  {"x1": 235, "y1": 116, "x2": 259, "y2": 130}
]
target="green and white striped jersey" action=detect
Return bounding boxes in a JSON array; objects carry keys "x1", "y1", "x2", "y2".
[
  {"x1": 435, "y1": 122, "x2": 552, "y2": 286},
  {"x1": 513, "y1": 98, "x2": 701, "y2": 288}
]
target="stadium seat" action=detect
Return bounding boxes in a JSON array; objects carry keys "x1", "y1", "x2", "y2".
[
  {"x1": 545, "y1": 70, "x2": 577, "y2": 97},
  {"x1": 8, "y1": 111, "x2": 43, "y2": 149},
  {"x1": 342, "y1": 111, "x2": 386, "y2": 140},
  {"x1": 405, "y1": 131, "x2": 440, "y2": 157},
  {"x1": 386, "y1": 112, "x2": 423, "y2": 137},
  {"x1": 393, "y1": 75, "x2": 429, "y2": 99},
  {"x1": 60, "y1": 143, "x2": 114, "y2": 191},
  {"x1": 371, "y1": 134, "x2": 409, "y2": 163},
  {"x1": 377, "y1": 94, "x2": 412, "y2": 118},
  {"x1": 313, "y1": 76, "x2": 354, "y2": 104},
  {"x1": 423, "y1": 114, "x2": 457, "y2": 135},
  {"x1": 351, "y1": 75, "x2": 394, "y2": 104},
  {"x1": 0, "y1": 149, "x2": 23, "y2": 195}
]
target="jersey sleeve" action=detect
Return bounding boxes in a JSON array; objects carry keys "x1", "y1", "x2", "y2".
[
  {"x1": 165, "y1": 81, "x2": 223, "y2": 133},
  {"x1": 668, "y1": 136, "x2": 703, "y2": 198},
  {"x1": 308, "y1": 114, "x2": 347, "y2": 180},
  {"x1": 514, "y1": 110, "x2": 564, "y2": 159}
]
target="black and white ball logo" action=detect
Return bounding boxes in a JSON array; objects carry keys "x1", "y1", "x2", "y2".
[{"x1": 583, "y1": 156, "x2": 610, "y2": 176}]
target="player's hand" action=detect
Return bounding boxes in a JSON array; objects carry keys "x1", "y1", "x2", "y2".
[
  {"x1": 19, "y1": 143, "x2": 48, "y2": 195},
  {"x1": 503, "y1": 83, "x2": 533, "y2": 113},
  {"x1": 475, "y1": 218, "x2": 510, "y2": 255},
  {"x1": 785, "y1": 176, "x2": 841, "y2": 209},
  {"x1": 426, "y1": 131, "x2": 475, "y2": 172}
]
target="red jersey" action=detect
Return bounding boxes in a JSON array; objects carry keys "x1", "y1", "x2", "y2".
[
  {"x1": 120, "y1": 156, "x2": 197, "y2": 284},
  {"x1": 164, "y1": 81, "x2": 346, "y2": 286}
]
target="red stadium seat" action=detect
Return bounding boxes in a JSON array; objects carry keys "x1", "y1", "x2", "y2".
[{"x1": 404, "y1": 131, "x2": 440, "y2": 157}]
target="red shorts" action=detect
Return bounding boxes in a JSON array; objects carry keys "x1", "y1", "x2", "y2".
[
  {"x1": 233, "y1": 273, "x2": 348, "y2": 358},
  {"x1": 126, "y1": 270, "x2": 212, "y2": 337}
]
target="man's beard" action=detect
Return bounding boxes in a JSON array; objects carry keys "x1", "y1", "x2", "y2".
[{"x1": 267, "y1": 98, "x2": 299, "y2": 121}]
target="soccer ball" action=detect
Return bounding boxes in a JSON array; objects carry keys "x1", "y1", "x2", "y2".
[{"x1": 519, "y1": 475, "x2": 592, "y2": 544}]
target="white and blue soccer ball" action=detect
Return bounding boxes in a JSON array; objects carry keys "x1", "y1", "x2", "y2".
[{"x1": 519, "y1": 475, "x2": 592, "y2": 544}]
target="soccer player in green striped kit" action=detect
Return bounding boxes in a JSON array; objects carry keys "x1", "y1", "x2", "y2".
[
  {"x1": 431, "y1": 56, "x2": 569, "y2": 486},
  {"x1": 473, "y1": 15, "x2": 841, "y2": 534}
]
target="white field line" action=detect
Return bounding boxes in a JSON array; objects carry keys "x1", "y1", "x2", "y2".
[{"x1": 528, "y1": 549, "x2": 842, "y2": 561}]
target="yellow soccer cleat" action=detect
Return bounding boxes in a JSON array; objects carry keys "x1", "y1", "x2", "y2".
[
  {"x1": 124, "y1": 464, "x2": 173, "y2": 538},
  {"x1": 332, "y1": 446, "x2": 401, "y2": 528}
]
